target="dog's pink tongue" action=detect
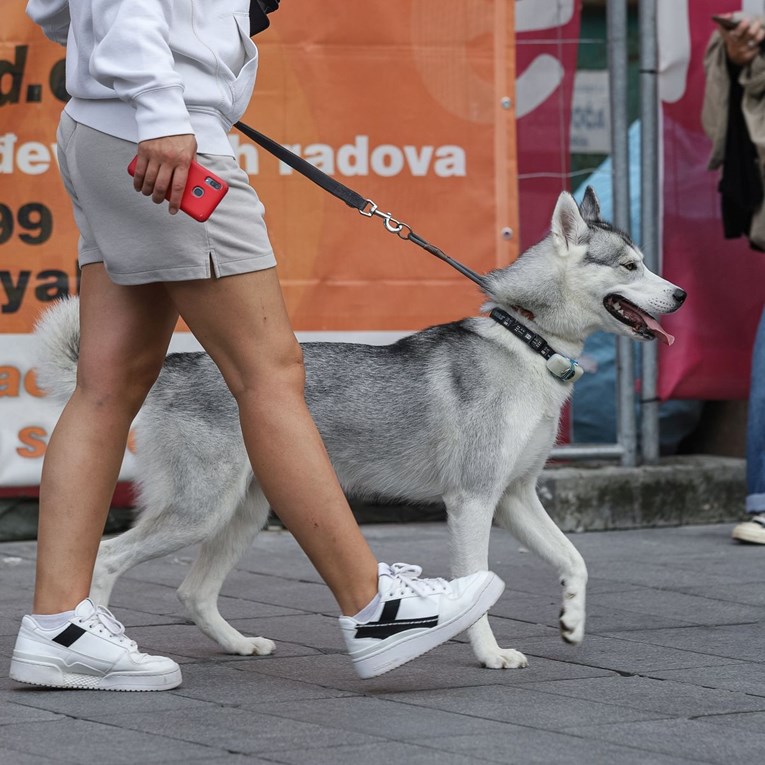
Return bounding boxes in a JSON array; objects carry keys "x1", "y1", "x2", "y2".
[{"x1": 643, "y1": 314, "x2": 674, "y2": 346}]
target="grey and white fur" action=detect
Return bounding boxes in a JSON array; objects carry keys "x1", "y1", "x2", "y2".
[{"x1": 35, "y1": 188, "x2": 686, "y2": 669}]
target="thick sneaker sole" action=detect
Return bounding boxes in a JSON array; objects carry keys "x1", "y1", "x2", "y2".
[
  {"x1": 9, "y1": 656, "x2": 182, "y2": 691},
  {"x1": 351, "y1": 572, "x2": 505, "y2": 679}
]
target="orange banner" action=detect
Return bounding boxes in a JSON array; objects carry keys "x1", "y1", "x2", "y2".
[{"x1": 0, "y1": 1, "x2": 517, "y2": 486}]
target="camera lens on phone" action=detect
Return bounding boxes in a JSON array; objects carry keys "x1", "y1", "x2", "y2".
[{"x1": 192, "y1": 186, "x2": 204, "y2": 198}]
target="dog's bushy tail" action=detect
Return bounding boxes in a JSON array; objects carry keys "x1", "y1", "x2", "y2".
[{"x1": 34, "y1": 296, "x2": 80, "y2": 404}]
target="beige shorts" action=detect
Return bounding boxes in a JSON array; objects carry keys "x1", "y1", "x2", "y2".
[{"x1": 56, "y1": 112, "x2": 276, "y2": 285}]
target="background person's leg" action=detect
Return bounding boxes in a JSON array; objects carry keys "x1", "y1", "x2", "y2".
[
  {"x1": 33, "y1": 264, "x2": 179, "y2": 614},
  {"x1": 746, "y1": 306, "x2": 765, "y2": 514},
  {"x1": 732, "y1": 305, "x2": 765, "y2": 543},
  {"x1": 164, "y1": 268, "x2": 379, "y2": 616}
]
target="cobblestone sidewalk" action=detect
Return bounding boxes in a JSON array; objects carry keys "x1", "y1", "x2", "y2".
[{"x1": 2, "y1": 522, "x2": 764, "y2": 764}]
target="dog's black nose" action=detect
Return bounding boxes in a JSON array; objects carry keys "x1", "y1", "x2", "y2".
[{"x1": 673, "y1": 288, "x2": 687, "y2": 305}]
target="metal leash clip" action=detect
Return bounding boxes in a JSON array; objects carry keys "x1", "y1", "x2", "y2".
[{"x1": 359, "y1": 199, "x2": 413, "y2": 239}]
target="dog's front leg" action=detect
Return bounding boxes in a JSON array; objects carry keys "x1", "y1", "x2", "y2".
[
  {"x1": 445, "y1": 494, "x2": 528, "y2": 670},
  {"x1": 496, "y1": 482, "x2": 587, "y2": 645}
]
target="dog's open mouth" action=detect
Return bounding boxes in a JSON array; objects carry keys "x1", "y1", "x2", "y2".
[{"x1": 603, "y1": 295, "x2": 675, "y2": 346}]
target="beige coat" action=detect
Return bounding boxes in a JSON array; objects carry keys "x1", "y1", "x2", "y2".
[{"x1": 702, "y1": 31, "x2": 765, "y2": 247}]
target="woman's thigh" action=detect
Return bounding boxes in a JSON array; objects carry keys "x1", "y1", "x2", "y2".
[
  {"x1": 76, "y1": 264, "x2": 179, "y2": 399},
  {"x1": 163, "y1": 267, "x2": 302, "y2": 395}
]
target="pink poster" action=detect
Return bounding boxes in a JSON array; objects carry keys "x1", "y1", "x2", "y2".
[{"x1": 659, "y1": 0, "x2": 765, "y2": 399}]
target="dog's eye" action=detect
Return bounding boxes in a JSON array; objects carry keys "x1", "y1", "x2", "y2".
[{"x1": 622, "y1": 262, "x2": 638, "y2": 272}]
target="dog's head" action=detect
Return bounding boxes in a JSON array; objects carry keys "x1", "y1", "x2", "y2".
[
  {"x1": 484, "y1": 187, "x2": 686, "y2": 345},
  {"x1": 557, "y1": 187, "x2": 685, "y2": 344}
]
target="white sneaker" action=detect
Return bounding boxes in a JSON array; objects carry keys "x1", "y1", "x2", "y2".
[
  {"x1": 732, "y1": 514, "x2": 765, "y2": 544},
  {"x1": 339, "y1": 563, "x2": 504, "y2": 679},
  {"x1": 9, "y1": 599, "x2": 182, "y2": 691}
]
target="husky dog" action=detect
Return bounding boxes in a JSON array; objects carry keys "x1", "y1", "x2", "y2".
[{"x1": 35, "y1": 188, "x2": 685, "y2": 670}]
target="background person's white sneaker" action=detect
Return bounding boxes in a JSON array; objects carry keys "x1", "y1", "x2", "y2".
[
  {"x1": 9, "y1": 598, "x2": 182, "y2": 691},
  {"x1": 732, "y1": 514, "x2": 765, "y2": 544},
  {"x1": 339, "y1": 563, "x2": 505, "y2": 679}
]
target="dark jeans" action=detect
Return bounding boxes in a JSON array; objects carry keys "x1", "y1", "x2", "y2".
[{"x1": 747, "y1": 306, "x2": 765, "y2": 513}]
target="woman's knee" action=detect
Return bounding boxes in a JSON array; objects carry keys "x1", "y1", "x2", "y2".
[
  {"x1": 225, "y1": 337, "x2": 306, "y2": 403},
  {"x1": 75, "y1": 355, "x2": 164, "y2": 415}
]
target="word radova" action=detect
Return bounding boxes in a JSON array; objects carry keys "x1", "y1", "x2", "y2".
[{"x1": 229, "y1": 134, "x2": 467, "y2": 178}]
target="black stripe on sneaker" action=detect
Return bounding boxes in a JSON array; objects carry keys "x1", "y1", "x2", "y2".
[
  {"x1": 51, "y1": 624, "x2": 86, "y2": 647},
  {"x1": 378, "y1": 599, "x2": 401, "y2": 623},
  {"x1": 355, "y1": 615, "x2": 439, "y2": 640}
]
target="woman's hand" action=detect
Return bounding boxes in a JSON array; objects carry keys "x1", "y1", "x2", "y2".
[
  {"x1": 133, "y1": 134, "x2": 198, "y2": 215},
  {"x1": 720, "y1": 15, "x2": 765, "y2": 66}
]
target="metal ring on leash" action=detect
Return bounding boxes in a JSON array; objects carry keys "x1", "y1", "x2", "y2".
[{"x1": 359, "y1": 199, "x2": 378, "y2": 217}]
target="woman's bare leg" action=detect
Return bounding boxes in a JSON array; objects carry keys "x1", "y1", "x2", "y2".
[
  {"x1": 164, "y1": 268, "x2": 378, "y2": 616},
  {"x1": 33, "y1": 264, "x2": 179, "y2": 614}
]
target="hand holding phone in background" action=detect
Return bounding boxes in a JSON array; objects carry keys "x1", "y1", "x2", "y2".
[
  {"x1": 711, "y1": 14, "x2": 741, "y2": 31},
  {"x1": 712, "y1": 13, "x2": 765, "y2": 64},
  {"x1": 128, "y1": 156, "x2": 229, "y2": 222}
]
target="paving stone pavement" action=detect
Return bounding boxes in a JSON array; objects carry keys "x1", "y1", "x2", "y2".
[{"x1": 1, "y1": 522, "x2": 764, "y2": 764}]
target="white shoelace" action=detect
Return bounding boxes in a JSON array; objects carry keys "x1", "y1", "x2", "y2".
[
  {"x1": 387, "y1": 563, "x2": 449, "y2": 598},
  {"x1": 78, "y1": 601, "x2": 138, "y2": 650}
]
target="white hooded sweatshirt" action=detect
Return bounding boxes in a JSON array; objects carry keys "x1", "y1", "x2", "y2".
[{"x1": 26, "y1": 0, "x2": 260, "y2": 155}]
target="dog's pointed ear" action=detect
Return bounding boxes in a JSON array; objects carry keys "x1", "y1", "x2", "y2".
[
  {"x1": 579, "y1": 186, "x2": 602, "y2": 222},
  {"x1": 551, "y1": 191, "x2": 589, "y2": 252}
]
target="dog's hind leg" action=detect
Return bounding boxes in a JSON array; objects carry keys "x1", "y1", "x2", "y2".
[
  {"x1": 91, "y1": 508, "x2": 220, "y2": 608},
  {"x1": 176, "y1": 487, "x2": 275, "y2": 656},
  {"x1": 92, "y1": 453, "x2": 252, "y2": 609},
  {"x1": 496, "y1": 481, "x2": 587, "y2": 646},
  {"x1": 445, "y1": 494, "x2": 529, "y2": 670}
]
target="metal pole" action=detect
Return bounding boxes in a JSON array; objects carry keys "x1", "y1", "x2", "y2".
[
  {"x1": 639, "y1": 0, "x2": 660, "y2": 463},
  {"x1": 607, "y1": 0, "x2": 637, "y2": 467},
  {"x1": 551, "y1": 444, "x2": 625, "y2": 461}
]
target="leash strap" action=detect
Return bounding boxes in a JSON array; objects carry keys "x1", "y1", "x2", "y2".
[
  {"x1": 233, "y1": 121, "x2": 487, "y2": 288},
  {"x1": 234, "y1": 121, "x2": 368, "y2": 210}
]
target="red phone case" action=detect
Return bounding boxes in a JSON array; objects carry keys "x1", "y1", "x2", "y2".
[{"x1": 127, "y1": 156, "x2": 229, "y2": 222}]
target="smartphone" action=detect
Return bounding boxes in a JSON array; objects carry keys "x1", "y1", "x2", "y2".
[
  {"x1": 711, "y1": 14, "x2": 741, "y2": 31},
  {"x1": 127, "y1": 156, "x2": 229, "y2": 222}
]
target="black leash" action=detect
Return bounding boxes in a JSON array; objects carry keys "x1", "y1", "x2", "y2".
[
  {"x1": 233, "y1": 121, "x2": 487, "y2": 289},
  {"x1": 232, "y1": 121, "x2": 582, "y2": 382}
]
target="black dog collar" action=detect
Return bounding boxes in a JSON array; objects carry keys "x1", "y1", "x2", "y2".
[{"x1": 489, "y1": 308, "x2": 583, "y2": 382}]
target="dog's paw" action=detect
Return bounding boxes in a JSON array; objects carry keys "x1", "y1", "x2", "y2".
[
  {"x1": 228, "y1": 636, "x2": 276, "y2": 656},
  {"x1": 481, "y1": 648, "x2": 529, "y2": 669},
  {"x1": 559, "y1": 604, "x2": 585, "y2": 645}
]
